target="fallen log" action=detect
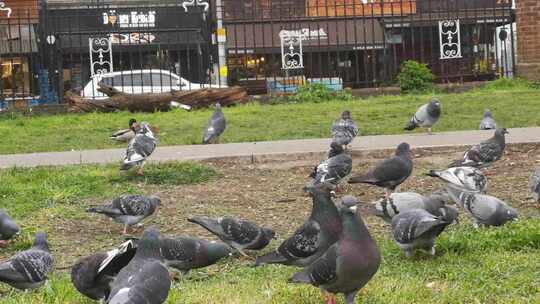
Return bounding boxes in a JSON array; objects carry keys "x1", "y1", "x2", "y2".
[{"x1": 65, "y1": 84, "x2": 248, "y2": 113}]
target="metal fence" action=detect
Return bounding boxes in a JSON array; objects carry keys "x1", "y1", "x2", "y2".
[{"x1": 0, "y1": 0, "x2": 517, "y2": 106}]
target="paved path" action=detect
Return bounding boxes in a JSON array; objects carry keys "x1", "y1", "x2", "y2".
[{"x1": 1, "y1": 127, "x2": 539, "y2": 168}]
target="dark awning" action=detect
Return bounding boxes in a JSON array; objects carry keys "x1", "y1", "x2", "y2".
[
  {"x1": 226, "y1": 19, "x2": 385, "y2": 52},
  {"x1": 0, "y1": 24, "x2": 38, "y2": 54}
]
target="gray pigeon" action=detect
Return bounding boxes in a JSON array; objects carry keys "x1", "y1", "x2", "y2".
[
  {"x1": 0, "y1": 210, "x2": 19, "y2": 246},
  {"x1": 107, "y1": 227, "x2": 171, "y2": 304},
  {"x1": 392, "y1": 206, "x2": 458, "y2": 257},
  {"x1": 309, "y1": 143, "x2": 353, "y2": 188},
  {"x1": 289, "y1": 203, "x2": 380, "y2": 304},
  {"x1": 349, "y1": 142, "x2": 413, "y2": 198},
  {"x1": 203, "y1": 103, "x2": 226, "y2": 144},
  {"x1": 479, "y1": 109, "x2": 497, "y2": 130},
  {"x1": 111, "y1": 118, "x2": 138, "y2": 142},
  {"x1": 331, "y1": 110, "x2": 359, "y2": 149},
  {"x1": 530, "y1": 167, "x2": 540, "y2": 202},
  {"x1": 0, "y1": 232, "x2": 53, "y2": 290},
  {"x1": 160, "y1": 236, "x2": 232, "y2": 274},
  {"x1": 427, "y1": 167, "x2": 488, "y2": 193},
  {"x1": 121, "y1": 122, "x2": 158, "y2": 175},
  {"x1": 255, "y1": 183, "x2": 342, "y2": 267},
  {"x1": 449, "y1": 128, "x2": 508, "y2": 168},
  {"x1": 187, "y1": 216, "x2": 275, "y2": 258},
  {"x1": 87, "y1": 195, "x2": 161, "y2": 235},
  {"x1": 404, "y1": 99, "x2": 441, "y2": 134},
  {"x1": 366, "y1": 192, "x2": 449, "y2": 222},
  {"x1": 71, "y1": 240, "x2": 137, "y2": 301},
  {"x1": 445, "y1": 187, "x2": 518, "y2": 227}
]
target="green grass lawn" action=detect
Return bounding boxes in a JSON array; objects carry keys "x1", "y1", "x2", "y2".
[
  {"x1": 1, "y1": 80, "x2": 539, "y2": 155},
  {"x1": 0, "y1": 158, "x2": 539, "y2": 303},
  {"x1": 0, "y1": 220, "x2": 538, "y2": 304}
]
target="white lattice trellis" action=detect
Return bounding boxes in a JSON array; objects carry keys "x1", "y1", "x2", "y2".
[
  {"x1": 89, "y1": 37, "x2": 114, "y2": 76},
  {"x1": 439, "y1": 19, "x2": 462, "y2": 60},
  {"x1": 0, "y1": 1, "x2": 12, "y2": 18},
  {"x1": 280, "y1": 31, "x2": 304, "y2": 70},
  {"x1": 181, "y1": 0, "x2": 209, "y2": 12}
]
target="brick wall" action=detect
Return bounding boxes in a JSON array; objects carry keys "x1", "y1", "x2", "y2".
[{"x1": 516, "y1": 0, "x2": 540, "y2": 80}]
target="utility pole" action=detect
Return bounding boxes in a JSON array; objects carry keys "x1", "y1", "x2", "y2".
[{"x1": 214, "y1": 0, "x2": 227, "y2": 87}]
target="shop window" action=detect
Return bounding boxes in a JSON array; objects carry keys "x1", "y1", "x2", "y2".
[{"x1": 0, "y1": 58, "x2": 30, "y2": 95}]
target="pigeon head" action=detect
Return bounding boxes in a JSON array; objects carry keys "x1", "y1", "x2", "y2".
[
  {"x1": 395, "y1": 142, "x2": 411, "y2": 157},
  {"x1": 495, "y1": 128, "x2": 509, "y2": 136},
  {"x1": 149, "y1": 196, "x2": 162, "y2": 208},
  {"x1": 328, "y1": 142, "x2": 345, "y2": 157},
  {"x1": 33, "y1": 232, "x2": 50, "y2": 251},
  {"x1": 263, "y1": 226, "x2": 275, "y2": 239},
  {"x1": 0, "y1": 211, "x2": 19, "y2": 239},
  {"x1": 484, "y1": 109, "x2": 493, "y2": 117},
  {"x1": 427, "y1": 99, "x2": 442, "y2": 117},
  {"x1": 503, "y1": 207, "x2": 519, "y2": 222},
  {"x1": 303, "y1": 182, "x2": 335, "y2": 197},
  {"x1": 137, "y1": 227, "x2": 162, "y2": 260},
  {"x1": 341, "y1": 110, "x2": 351, "y2": 120},
  {"x1": 340, "y1": 195, "x2": 360, "y2": 208},
  {"x1": 437, "y1": 205, "x2": 459, "y2": 224},
  {"x1": 205, "y1": 241, "x2": 233, "y2": 262}
]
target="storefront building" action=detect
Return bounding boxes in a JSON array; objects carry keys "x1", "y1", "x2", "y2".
[
  {"x1": 221, "y1": 0, "x2": 516, "y2": 93},
  {"x1": 43, "y1": 0, "x2": 214, "y2": 100},
  {"x1": 0, "y1": 0, "x2": 39, "y2": 104}
]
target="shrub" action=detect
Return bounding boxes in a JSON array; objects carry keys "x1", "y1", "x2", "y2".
[
  {"x1": 288, "y1": 83, "x2": 352, "y2": 103},
  {"x1": 397, "y1": 60, "x2": 434, "y2": 93},
  {"x1": 288, "y1": 83, "x2": 334, "y2": 103}
]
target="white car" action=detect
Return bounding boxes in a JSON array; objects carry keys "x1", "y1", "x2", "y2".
[{"x1": 81, "y1": 69, "x2": 221, "y2": 99}]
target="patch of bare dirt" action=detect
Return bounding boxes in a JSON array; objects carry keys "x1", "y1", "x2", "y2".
[{"x1": 7, "y1": 144, "x2": 540, "y2": 269}]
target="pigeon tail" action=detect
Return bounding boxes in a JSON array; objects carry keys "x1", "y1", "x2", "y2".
[
  {"x1": 288, "y1": 271, "x2": 312, "y2": 284},
  {"x1": 404, "y1": 120, "x2": 418, "y2": 131},
  {"x1": 425, "y1": 170, "x2": 440, "y2": 178},
  {"x1": 348, "y1": 174, "x2": 376, "y2": 185},
  {"x1": 187, "y1": 217, "x2": 223, "y2": 236},
  {"x1": 86, "y1": 206, "x2": 120, "y2": 216},
  {"x1": 254, "y1": 251, "x2": 288, "y2": 266}
]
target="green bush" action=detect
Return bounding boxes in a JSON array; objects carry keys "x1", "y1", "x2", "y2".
[
  {"x1": 288, "y1": 83, "x2": 333, "y2": 103},
  {"x1": 288, "y1": 83, "x2": 352, "y2": 103},
  {"x1": 397, "y1": 60, "x2": 434, "y2": 93}
]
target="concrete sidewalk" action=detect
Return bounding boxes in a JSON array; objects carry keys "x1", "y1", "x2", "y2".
[{"x1": 0, "y1": 127, "x2": 539, "y2": 168}]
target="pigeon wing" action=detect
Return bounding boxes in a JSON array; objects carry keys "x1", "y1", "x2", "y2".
[
  {"x1": 290, "y1": 244, "x2": 338, "y2": 286},
  {"x1": 370, "y1": 157, "x2": 412, "y2": 184},
  {"x1": 0, "y1": 250, "x2": 53, "y2": 283},
  {"x1": 278, "y1": 221, "x2": 321, "y2": 260},
  {"x1": 108, "y1": 261, "x2": 170, "y2": 304},
  {"x1": 392, "y1": 212, "x2": 440, "y2": 243}
]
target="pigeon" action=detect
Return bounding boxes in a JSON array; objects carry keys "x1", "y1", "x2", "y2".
[
  {"x1": 87, "y1": 195, "x2": 161, "y2": 235},
  {"x1": 404, "y1": 99, "x2": 441, "y2": 134},
  {"x1": 203, "y1": 103, "x2": 226, "y2": 144},
  {"x1": 348, "y1": 142, "x2": 413, "y2": 198},
  {"x1": 0, "y1": 232, "x2": 53, "y2": 290},
  {"x1": 107, "y1": 227, "x2": 171, "y2": 304},
  {"x1": 445, "y1": 187, "x2": 518, "y2": 227},
  {"x1": 427, "y1": 167, "x2": 488, "y2": 193},
  {"x1": 309, "y1": 143, "x2": 353, "y2": 189},
  {"x1": 391, "y1": 206, "x2": 458, "y2": 257},
  {"x1": 366, "y1": 192, "x2": 449, "y2": 222},
  {"x1": 479, "y1": 109, "x2": 497, "y2": 130},
  {"x1": 449, "y1": 128, "x2": 508, "y2": 168},
  {"x1": 71, "y1": 240, "x2": 137, "y2": 301},
  {"x1": 160, "y1": 236, "x2": 232, "y2": 274},
  {"x1": 289, "y1": 202, "x2": 380, "y2": 304},
  {"x1": 120, "y1": 121, "x2": 158, "y2": 175},
  {"x1": 0, "y1": 210, "x2": 19, "y2": 246},
  {"x1": 331, "y1": 110, "x2": 359, "y2": 149},
  {"x1": 530, "y1": 167, "x2": 540, "y2": 203},
  {"x1": 111, "y1": 118, "x2": 138, "y2": 142},
  {"x1": 255, "y1": 183, "x2": 342, "y2": 267},
  {"x1": 187, "y1": 216, "x2": 275, "y2": 258}
]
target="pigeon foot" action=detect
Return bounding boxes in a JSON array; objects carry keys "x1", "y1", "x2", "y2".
[
  {"x1": 238, "y1": 249, "x2": 255, "y2": 260},
  {"x1": 324, "y1": 293, "x2": 337, "y2": 304}
]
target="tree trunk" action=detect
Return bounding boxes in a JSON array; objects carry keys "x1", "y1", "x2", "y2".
[{"x1": 65, "y1": 84, "x2": 248, "y2": 113}]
